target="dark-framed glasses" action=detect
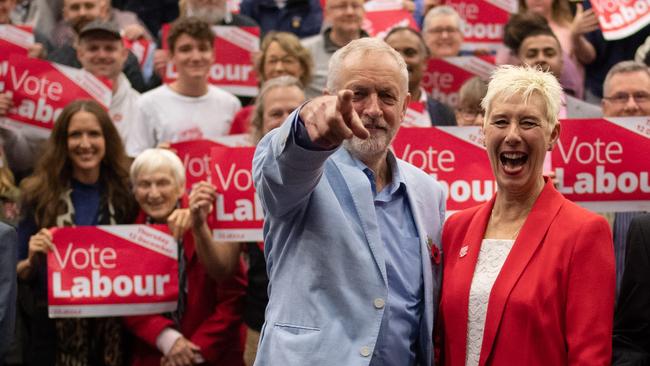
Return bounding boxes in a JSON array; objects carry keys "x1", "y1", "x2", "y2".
[{"x1": 603, "y1": 92, "x2": 650, "y2": 104}]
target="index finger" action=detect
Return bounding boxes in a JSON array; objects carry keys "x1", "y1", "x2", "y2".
[{"x1": 337, "y1": 90, "x2": 369, "y2": 140}]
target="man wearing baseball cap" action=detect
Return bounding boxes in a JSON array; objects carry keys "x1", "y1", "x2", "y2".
[{"x1": 76, "y1": 19, "x2": 140, "y2": 143}]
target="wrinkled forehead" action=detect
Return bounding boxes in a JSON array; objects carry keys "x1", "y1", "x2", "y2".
[
  {"x1": 64, "y1": 0, "x2": 101, "y2": 8},
  {"x1": 340, "y1": 50, "x2": 407, "y2": 90},
  {"x1": 607, "y1": 71, "x2": 650, "y2": 94},
  {"x1": 427, "y1": 14, "x2": 460, "y2": 30}
]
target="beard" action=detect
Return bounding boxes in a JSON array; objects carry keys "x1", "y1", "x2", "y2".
[
  {"x1": 186, "y1": 4, "x2": 226, "y2": 24},
  {"x1": 343, "y1": 117, "x2": 395, "y2": 162}
]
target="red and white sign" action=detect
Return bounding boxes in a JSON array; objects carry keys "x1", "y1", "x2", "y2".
[
  {"x1": 392, "y1": 126, "x2": 496, "y2": 212},
  {"x1": 48, "y1": 225, "x2": 179, "y2": 318},
  {"x1": 0, "y1": 25, "x2": 34, "y2": 59},
  {"x1": 172, "y1": 139, "x2": 224, "y2": 192},
  {"x1": 123, "y1": 37, "x2": 156, "y2": 69},
  {"x1": 446, "y1": 0, "x2": 515, "y2": 53},
  {"x1": 553, "y1": 118, "x2": 650, "y2": 212},
  {"x1": 590, "y1": 0, "x2": 650, "y2": 40},
  {"x1": 422, "y1": 56, "x2": 494, "y2": 108},
  {"x1": 172, "y1": 135, "x2": 252, "y2": 193},
  {"x1": 403, "y1": 100, "x2": 431, "y2": 127},
  {"x1": 162, "y1": 25, "x2": 260, "y2": 96},
  {"x1": 210, "y1": 145, "x2": 263, "y2": 241},
  {"x1": 363, "y1": 0, "x2": 419, "y2": 38},
  {"x1": 0, "y1": 54, "x2": 112, "y2": 137}
]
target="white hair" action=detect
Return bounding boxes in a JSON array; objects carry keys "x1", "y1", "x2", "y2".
[
  {"x1": 326, "y1": 37, "x2": 408, "y2": 94},
  {"x1": 603, "y1": 60, "x2": 650, "y2": 96},
  {"x1": 482, "y1": 65, "x2": 563, "y2": 130},
  {"x1": 130, "y1": 148, "x2": 186, "y2": 188},
  {"x1": 423, "y1": 5, "x2": 463, "y2": 32}
]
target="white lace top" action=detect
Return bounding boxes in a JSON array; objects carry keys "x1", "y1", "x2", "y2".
[{"x1": 465, "y1": 239, "x2": 515, "y2": 366}]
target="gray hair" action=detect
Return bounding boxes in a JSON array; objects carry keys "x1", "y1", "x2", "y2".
[
  {"x1": 326, "y1": 37, "x2": 408, "y2": 94},
  {"x1": 603, "y1": 60, "x2": 650, "y2": 96},
  {"x1": 130, "y1": 148, "x2": 186, "y2": 188},
  {"x1": 482, "y1": 65, "x2": 562, "y2": 130},
  {"x1": 251, "y1": 75, "x2": 304, "y2": 143},
  {"x1": 423, "y1": 5, "x2": 463, "y2": 33}
]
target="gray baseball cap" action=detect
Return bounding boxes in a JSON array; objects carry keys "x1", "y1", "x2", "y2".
[{"x1": 78, "y1": 20, "x2": 121, "y2": 40}]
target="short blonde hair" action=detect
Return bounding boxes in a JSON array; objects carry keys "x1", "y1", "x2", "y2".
[
  {"x1": 481, "y1": 65, "x2": 562, "y2": 130},
  {"x1": 130, "y1": 148, "x2": 186, "y2": 189}
]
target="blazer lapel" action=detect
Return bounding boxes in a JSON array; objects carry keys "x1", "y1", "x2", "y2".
[
  {"x1": 331, "y1": 150, "x2": 387, "y2": 283},
  {"x1": 448, "y1": 198, "x2": 494, "y2": 363},
  {"x1": 479, "y1": 180, "x2": 564, "y2": 366},
  {"x1": 404, "y1": 174, "x2": 435, "y2": 361}
]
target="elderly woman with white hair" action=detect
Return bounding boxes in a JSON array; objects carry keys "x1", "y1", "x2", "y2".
[
  {"x1": 123, "y1": 148, "x2": 246, "y2": 366},
  {"x1": 439, "y1": 66, "x2": 615, "y2": 366}
]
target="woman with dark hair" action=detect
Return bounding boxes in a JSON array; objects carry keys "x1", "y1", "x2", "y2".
[{"x1": 16, "y1": 99, "x2": 136, "y2": 365}]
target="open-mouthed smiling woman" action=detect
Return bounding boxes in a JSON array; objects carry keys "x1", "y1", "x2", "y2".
[{"x1": 439, "y1": 65, "x2": 615, "y2": 366}]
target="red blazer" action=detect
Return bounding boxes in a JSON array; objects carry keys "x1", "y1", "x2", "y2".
[
  {"x1": 124, "y1": 210, "x2": 247, "y2": 366},
  {"x1": 440, "y1": 179, "x2": 615, "y2": 366}
]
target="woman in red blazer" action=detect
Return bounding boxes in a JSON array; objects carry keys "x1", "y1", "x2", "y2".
[
  {"x1": 439, "y1": 66, "x2": 615, "y2": 366},
  {"x1": 124, "y1": 148, "x2": 246, "y2": 366}
]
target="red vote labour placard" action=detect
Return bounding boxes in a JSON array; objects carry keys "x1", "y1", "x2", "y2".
[
  {"x1": 590, "y1": 0, "x2": 650, "y2": 40},
  {"x1": 392, "y1": 127, "x2": 496, "y2": 212},
  {"x1": 210, "y1": 145, "x2": 263, "y2": 241},
  {"x1": 553, "y1": 118, "x2": 650, "y2": 212},
  {"x1": 363, "y1": 0, "x2": 419, "y2": 38},
  {"x1": 48, "y1": 225, "x2": 179, "y2": 318},
  {"x1": 0, "y1": 25, "x2": 34, "y2": 59},
  {"x1": 162, "y1": 25, "x2": 260, "y2": 96},
  {"x1": 422, "y1": 56, "x2": 495, "y2": 108},
  {"x1": 446, "y1": 0, "x2": 516, "y2": 53},
  {"x1": 0, "y1": 54, "x2": 112, "y2": 137},
  {"x1": 172, "y1": 135, "x2": 252, "y2": 193}
]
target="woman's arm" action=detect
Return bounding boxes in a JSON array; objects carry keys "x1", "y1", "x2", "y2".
[
  {"x1": 570, "y1": 4, "x2": 599, "y2": 65},
  {"x1": 188, "y1": 182, "x2": 241, "y2": 281},
  {"x1": 565, "y1": 217, "x2": 615, "y2": 365}
]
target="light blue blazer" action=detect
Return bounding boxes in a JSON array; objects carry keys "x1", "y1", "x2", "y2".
[{"x1": 252, "y1": 113, "x2": 446, "y2": 366}]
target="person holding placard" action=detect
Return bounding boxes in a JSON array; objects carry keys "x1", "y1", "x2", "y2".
[
  {"x1": 15, "y1": 99, "x2": 136, "y2": 365},
  {"x1": 125, "y1": 148, "x2": 246, "y2": 366},
  {"x1": 439, "y1": 65, "x2": 615, "y2": 366}
]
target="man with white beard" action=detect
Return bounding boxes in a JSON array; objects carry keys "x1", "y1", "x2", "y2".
[{"x1": 252, "y1": 37, "x2": 446, "y2": 366}]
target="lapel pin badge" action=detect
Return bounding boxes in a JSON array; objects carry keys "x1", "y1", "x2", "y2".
[{"x1": 459, "y1": 245, "x2": 468, "y2": 258}]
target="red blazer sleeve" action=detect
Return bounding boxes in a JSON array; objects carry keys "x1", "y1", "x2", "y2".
[
  {"x1": 124, "y1": 314, "x2": 175, "y2": 347},
  {"x1": 189, "y1": 261, "x2": 247, "y2": 363},
  {"x1": 565, "y1": 217, "x2": 615, "y2": 365}
]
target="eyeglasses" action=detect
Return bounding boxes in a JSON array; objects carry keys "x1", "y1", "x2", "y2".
[
  {"x1": 427, "y1": 27, "x2": 460, "y2": 35},
  {"x1": 603, "y1": 92, "x2": 650, "y2": 104},
  {"x1": 265, "y1": 56, "x2": 299, "y2": 66},
  {"x1": 328, "y1": 2, "x2": 363, "y2": 11}
]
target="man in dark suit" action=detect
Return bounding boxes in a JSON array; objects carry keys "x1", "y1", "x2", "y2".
[
  {"x1": 613, "y1": 214, "x2": 650, "y2": 365},
  {"x1": 0, "y1": 222, "x2": 17, "y2": 360}
]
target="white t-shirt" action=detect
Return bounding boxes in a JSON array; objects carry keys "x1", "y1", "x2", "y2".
[
  {"x1": 110, "y1": 73, "x2": 140, "y2": 144},
  {"x1": 126, "y1": 84, "x2": 241, "y2": 157}
]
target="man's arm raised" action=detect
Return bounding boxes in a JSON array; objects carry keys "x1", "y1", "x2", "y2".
[
  {"x1": 301, "y1": 90, "x2": 369, "y2": 149},
  {"x1": 252, "y1": 90, "x2": 367, "y2": 219}
]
